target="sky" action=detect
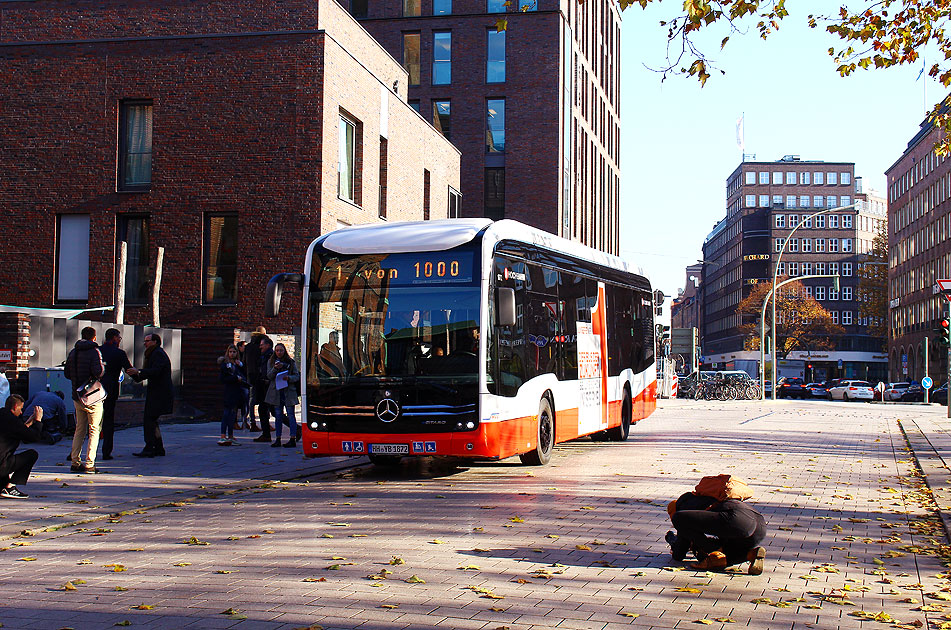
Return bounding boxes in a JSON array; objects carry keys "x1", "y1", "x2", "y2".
[{"x1": 617, "y1": 1, "x2": 933, "y2": 321}]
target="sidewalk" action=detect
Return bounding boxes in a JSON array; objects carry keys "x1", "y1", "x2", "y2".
[
  {"x1": 899, "y1": 412, "x2": 951, "y2": 538},
  {"x1": 0, "y1": 421, "x2": 359, "y2": 540}
]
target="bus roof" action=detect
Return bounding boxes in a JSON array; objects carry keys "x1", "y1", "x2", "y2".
[{"x1": 316, "y1": 218, "x2": 649, "y2": 280}]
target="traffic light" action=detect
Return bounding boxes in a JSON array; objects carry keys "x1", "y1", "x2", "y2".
[{"x1": 935, "y1": 318, "x2": 951, "y2": 347}]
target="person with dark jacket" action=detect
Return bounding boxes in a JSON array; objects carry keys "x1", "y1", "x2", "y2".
[
  {"x1": 264, "y1": 343, "x2": 300, "y2": 448},
  {"x1": 64, "y1": 327, "x2": 106, "y2": 473},
  {"x1": 128, "y1": 332, "x2": 173, "y2": 457},
  {"x1": 666, "y1": 491, "x2": 767, "y2": 575},
  {"x1": 252, "y1": 335, "x2": 275, "y2": 443},
  {"x1": 218, "y1": 344, "x2": 249, "y2": 445},
  {"x1": 244, "y1": 327, "x2": 269, "y2": 433},
  {"x1": 0, "y1": 395, "x2": 43, "y2": 498},
  {"x1": 99, "y1": 328, "x2": 133, "y2": 460}
]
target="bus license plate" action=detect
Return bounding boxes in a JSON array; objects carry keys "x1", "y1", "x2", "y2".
[{"x1": 369, "y1": 443, "x2": 409, "y2": 455}]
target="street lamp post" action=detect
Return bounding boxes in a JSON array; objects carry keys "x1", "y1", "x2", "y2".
[
  {"x1": 759, "y1": 273, "x2": 840, "y2": 399},
  {"x1": 771, "y1": 204, "x2": 855, "y2": 399}
]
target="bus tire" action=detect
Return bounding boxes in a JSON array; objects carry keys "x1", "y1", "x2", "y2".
[
  {"x1": 607, "y1": 391, "x2": 632, "y2": 442},
  {"x1": 520, "y1": 397, "x2": 554, "y2": 466}
]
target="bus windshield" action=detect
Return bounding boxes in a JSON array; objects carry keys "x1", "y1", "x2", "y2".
[{"x1": 307, "y1": 251, "x2": 480, "y2": 384}]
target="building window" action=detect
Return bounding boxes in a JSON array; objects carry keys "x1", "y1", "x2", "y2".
[
  {"x1": 830, "y1": 311, "x2": 839, "y2": 324},
  {"x1": 378, "y1": 137, "x2": 388, "y2": 219},
  {"x1": 488, "y1": 0, "x2": 506, "y2": 11},
  {"x1": 423, "y1": 169, "x2": 431, "y2": 220},
  {"x1": 745, "y1": 194, "x2": 756, "y2": 207},
  {"x1": 843, "y1": 238, "x2": 853, "y2": 252},
  {"x1": 56, "y1": 215, "x2": 90, "y2": 302},
  {"x1": 786, "y1": 172, "x2": 796, "y2": 184},
  {"x1": 774, "y1": 238, "x2": 783, "y2": 252},
  {"x1": 786, "y1": 195, "x2": 797, "y2": 208},
  {"x1": 829, "y1": 214, "x2": 839, "y2": 229},
  {"x1": 789, "y1": 238, "x2": 799, "y2": 253},
  {"x1": 815, "y1": 215, "x2": 825, "y2": 229},
  {"x1": 117, "y1": 216, "x2": 150, "y2": 304},
  {"x1": 815, "y1": 286, "x2": 826, "y2": 300},
  {"x1": 433, "y1": 32, "x2": 452, "y2": 85},
  {"x1": 433, "y1": 100, "x2": 451, "y2": 140},
  {"x1": 789, "y1": 262, "x2": 800, "y2": 276},
  {"x1": 759, "y1": 195, "x2": 769, "y2": 207},
  {"x1": 409, "y1": 99, "x2": 420, "y2": 113},
  {"x1": 829, "y1": 262, "x2": 839, "y2": 275},
  {"x1": 800, "y1": 195, "x2": 810, "y2": 208},
  {"x1": 816, "y1": 262, "x2": 826, "y2": 274},
  {"x1": 203, "y1": 214, "x2": 238, "y2": 304},
  {"x1": 448, "y1": 187, "x2": 461, "y2": 218},
  {"x1": 789, "y1": 214, "x2": 799, "y2": 228},
  {"x1": 486, "y1": 98, "x2": 505, "y2": 152},
  {"x1": 841, "y1": 195, "x2": 852, "y2": 208},
  {"x1": 338, "y1": 116, "x2": 358, "y2": 203},
  {"x1": 842, "y1": 310, "x2": 852, "y2": 325},
  {"x1": 829, "y1": 238, "x2": 839, "y2": 252},
  {"x1": 772, "y1": 171, "x2": 783, "y2": 185},
  {"x1": 829, "y1": 288, "x2": 838, "y2": 301},
  {"x1": 842, "y1": 172, "x2": 851, "y2": 185},
  {"x1": 813, "y1": 195, "x2": 823, "y2": 207},
  {"x1": 403, "y1": 33, "x2": 421, "y2": 86},
  {"x1": 759, "y1": 172, "x2": 768, "y2": 184},
  {"x1": 350, "y1": 0, "x2": 368, "y2": 18},
  {"x1": 842, "y1": 214, "x2": 853, "y2": 228},
  {"x1": 403, "y1": 0, "x2": 420, "y2": 16},
  {"x1": 800, "y1": 172, "x2": 811, "y2": 185},
  {"x1": 433, "y1": 0, "x2": 451, "y2": 14},
  {"x1": 777, "y1": 262, "x2": 786, "y2": 276},
  {"x1": 485, "y1": 167, "x2": 505, "y2": 220},
  {"x1": 843, "y1": 262, "x2": 852, "y2": 276},
  {"x1": 815, "y1": 238, "x2": 825, "y2": 252},
  {"x1": 802, "y1": 238, "x2": 812, "y2": 252},
  {"x1": 827, "y1": 195, "x2": 837, "y2": 208},
  {"x1": 772, "y1": 195, "x2": 783, "y2": 206},
  {"x1": 487, "y1": 30, "x2": 506, "y2": 83},
  {"x1": 118, "y1": 100, "x2": 153, "y2": 191},
  {"x1": 775, "y1": 214, "x2": 786, "y2": 228},
  {"x1": 804, "y1": 262, "x2": 814, "y2": 275},
  {"x1": 843, "y1": 287, "x2": 853, "y2": 301},
  {"x1": 814, "y1": 172, "x2": 824, "y2": 185},
  {"x1": 745, "y1": 171, "x2": 756, "y2": 185},
  {"x1": 828, "y1": 172, "x2": 837, "y2": 185},
  {"x1": 803, "y1": 216, "x2": 812, "y2": 228},
  {"x1": 804, "y1": 285, "x2": 813, "y2": 297}
]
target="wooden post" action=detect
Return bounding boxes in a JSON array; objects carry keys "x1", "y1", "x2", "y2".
[
  {"x1": 115, "y1": 241, "x2": 127, "y2": 325},
  {"x1": 153, "y1": 246, "x2": 164, "y2": 328}
]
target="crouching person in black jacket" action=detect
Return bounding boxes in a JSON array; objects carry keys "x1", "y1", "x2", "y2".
[
  {"x1": 666, "y1": 492, "x2": 767, "y2": 574},
  {"x1": 0, "y1": 395, "x2": 43, "y2": 499}
]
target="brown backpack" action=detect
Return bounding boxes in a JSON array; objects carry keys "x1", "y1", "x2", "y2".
[{"x1": 694, "y1": 474, "x2": 753, "y2": 502}]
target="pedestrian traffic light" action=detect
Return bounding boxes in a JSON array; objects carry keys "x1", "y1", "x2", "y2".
[{"x1": 935, "y1": 318, "x2": 951, "y2": 347}]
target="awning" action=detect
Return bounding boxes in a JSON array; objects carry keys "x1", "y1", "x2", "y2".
[{"x1": 0, "y1": 304, "x2": 114, "y2": 320}]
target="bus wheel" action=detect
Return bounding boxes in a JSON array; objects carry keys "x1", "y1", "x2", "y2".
[
  {"x1": 520, "y1": 397, "x2": 554, "y2": 466},
  {"x1": 368, "y1": 454, "x2": 402, "y2": 468},
  {"x1": 607, "y1": 392, "x2": 632, "y2": 442}
]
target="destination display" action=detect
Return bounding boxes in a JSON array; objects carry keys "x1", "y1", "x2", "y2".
[{"x1": 319, "y1": 252, "x2": 475, "y2": 286}]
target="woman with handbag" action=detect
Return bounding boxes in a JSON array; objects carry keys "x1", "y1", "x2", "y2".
[
  {"x1": 219, "y1": 344, "x2": 250, "y2": 445},
  {"x1": 265, "y1": 343, "x2": 300, "y2": 448}
]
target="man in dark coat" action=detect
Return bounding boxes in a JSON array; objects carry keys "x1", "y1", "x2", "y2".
[
  {"x1": 252, "y1": 334, "x2": 274, "y2": 443},
  {"x1": 244, "y1": 327, "x2": 268, "y2": 433},
  {"x1": 0, "y1": 395, "x2": 43, "y2": 499},
  {"x1": 128, "y1": 332, "x2": 172, "y2": 457},
  {"x1": 64, "y1": 326, "x2": 105, "y2": 473},
  {"x1": 99, "y1": 328, "x2": 132, "y2": 460}
]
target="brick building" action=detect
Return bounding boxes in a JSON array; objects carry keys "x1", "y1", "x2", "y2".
[
  {"x1": 344, "y1": 0, "x2": 620, "y2": 253},
  {"x1": 701, "y1": 156, "x2": 887, "y2": 382},
  {"x1": 886, "y1": 117, "x2": 951, "y2": 383},
  {"x1": 0, "y1": 0, "x2": 460, "y2": 411}
]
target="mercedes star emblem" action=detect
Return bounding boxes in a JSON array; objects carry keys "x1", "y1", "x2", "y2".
[{"x1": 376, "y1": 398, "x2": 400, "y2": 423}]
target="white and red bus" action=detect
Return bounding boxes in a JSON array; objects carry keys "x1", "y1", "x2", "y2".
[{"x1": 266, "y1": 218, "x2": 657, "y2": 466}]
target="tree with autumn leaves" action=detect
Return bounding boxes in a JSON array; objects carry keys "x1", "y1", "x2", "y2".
[
  {"x1": 858, "y1": 222, "x2": 889, "y2": 344},
  {"x1": 736, "y1": 280, "x2": 844, "y2": 359}
]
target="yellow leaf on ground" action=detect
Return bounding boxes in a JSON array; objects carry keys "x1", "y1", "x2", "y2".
[
  {"x1": 675, "y1": 587, "x2": 702, "y2": 593},
  {"x1": 131, "y1": 604, "x2": 155, "y2": 610},
  {"x1": 380, "y1": 604, "x2": 398, "y2": 609},
  {"x1": 575, "y1": 545, "x2": 592, "y2": 551},
  {"x1": 713, "y1": 618, "x2": 736, "y2": 623},
  {"x1": 618, "y1": 612, "x2": 640, "y2": 618},
  {"x1": 64, "y1": 581, "x2": 77, "y2": 591},
  {"x1": 389, "y1": 556, "x2": 404, "y2": 565}
]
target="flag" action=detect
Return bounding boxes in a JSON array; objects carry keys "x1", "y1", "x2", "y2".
[{"x1": 736, "y1": 114, "x2": 745, "y2": 152}]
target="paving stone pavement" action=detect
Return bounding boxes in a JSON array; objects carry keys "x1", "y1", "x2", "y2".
[{"x1": 3, "y1": 399, "x2": 951, "y2": 629}]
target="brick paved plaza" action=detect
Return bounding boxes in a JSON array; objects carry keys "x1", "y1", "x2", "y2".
[{"x1": 2, "y1": 399, "x2": 951, "y2": 629}]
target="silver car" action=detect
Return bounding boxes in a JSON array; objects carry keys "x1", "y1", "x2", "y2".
[{"x1": 829, "y1": 380, "x2": 875, "y2": 401}]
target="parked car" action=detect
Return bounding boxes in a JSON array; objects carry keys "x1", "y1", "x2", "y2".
[
  {"x1": 829, "y1": 380, "x2": 875, "y2": 401},
  {"x1": 777, "y1": 377, "x2": 808, "y2": 399},
  {"x1": 806, "y1": 382, "x2": 832, "y2": 399},
  {"x1": 932, "y1": 383, "x2": 948, "y2": 405},
  {"x1": 764, "y1": 380, "x2": 772, "y2": 396},
  {"x1": 883, "y1": 382, "x2": 912, "y2": 402},
  {"x1": 900, "y1": 383, "x2": 924, "y2": 402}
]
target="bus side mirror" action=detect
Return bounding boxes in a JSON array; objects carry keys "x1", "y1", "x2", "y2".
[
  {"x1": 265, "y1": 273, "x2": 304, "y2": 317},
  {"x1": 496, "y1": 287, "x2": 516, "y2": 327}
]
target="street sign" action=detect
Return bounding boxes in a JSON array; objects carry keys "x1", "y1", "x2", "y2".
[
  {"x1": 939, "y1": 279, "x2": 951, "y2": 301},
  {"x1": 923, "y1": 376, "x2": 934, "y2": 390}
]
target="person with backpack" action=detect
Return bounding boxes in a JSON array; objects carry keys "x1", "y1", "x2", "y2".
[
  {"x1": 63, "y1": 327, "x2": 106, "y2": 473},
  {"x1": 665, "y1": 475, "x2": 767, "y2": 574}
]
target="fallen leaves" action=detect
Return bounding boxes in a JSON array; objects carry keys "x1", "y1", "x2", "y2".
[{"x1": 181, "y1": 536, "x2": 209, "y2": 546}]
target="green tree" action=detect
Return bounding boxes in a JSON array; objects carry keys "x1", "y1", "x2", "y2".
[
  {"x1": 858, "y1": 222, "x2": 889, "y2": 345},
  {"x1": 736, "y1": 278, "x2": 845, "y2": 359}
]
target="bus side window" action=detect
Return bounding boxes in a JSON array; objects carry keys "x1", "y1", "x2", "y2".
[
  {"x1": 558, "y1": 271, "x2": 585, "y2": 381},
  {"x1": 492, "y1": 255, "x2": 526, "y2": 397},
  {"x1": 608, "y1": 284, "x2": 634, "y2": 376},
  {"x1": 633, "y1": 290, "x2": 654, "y2": 372}
]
